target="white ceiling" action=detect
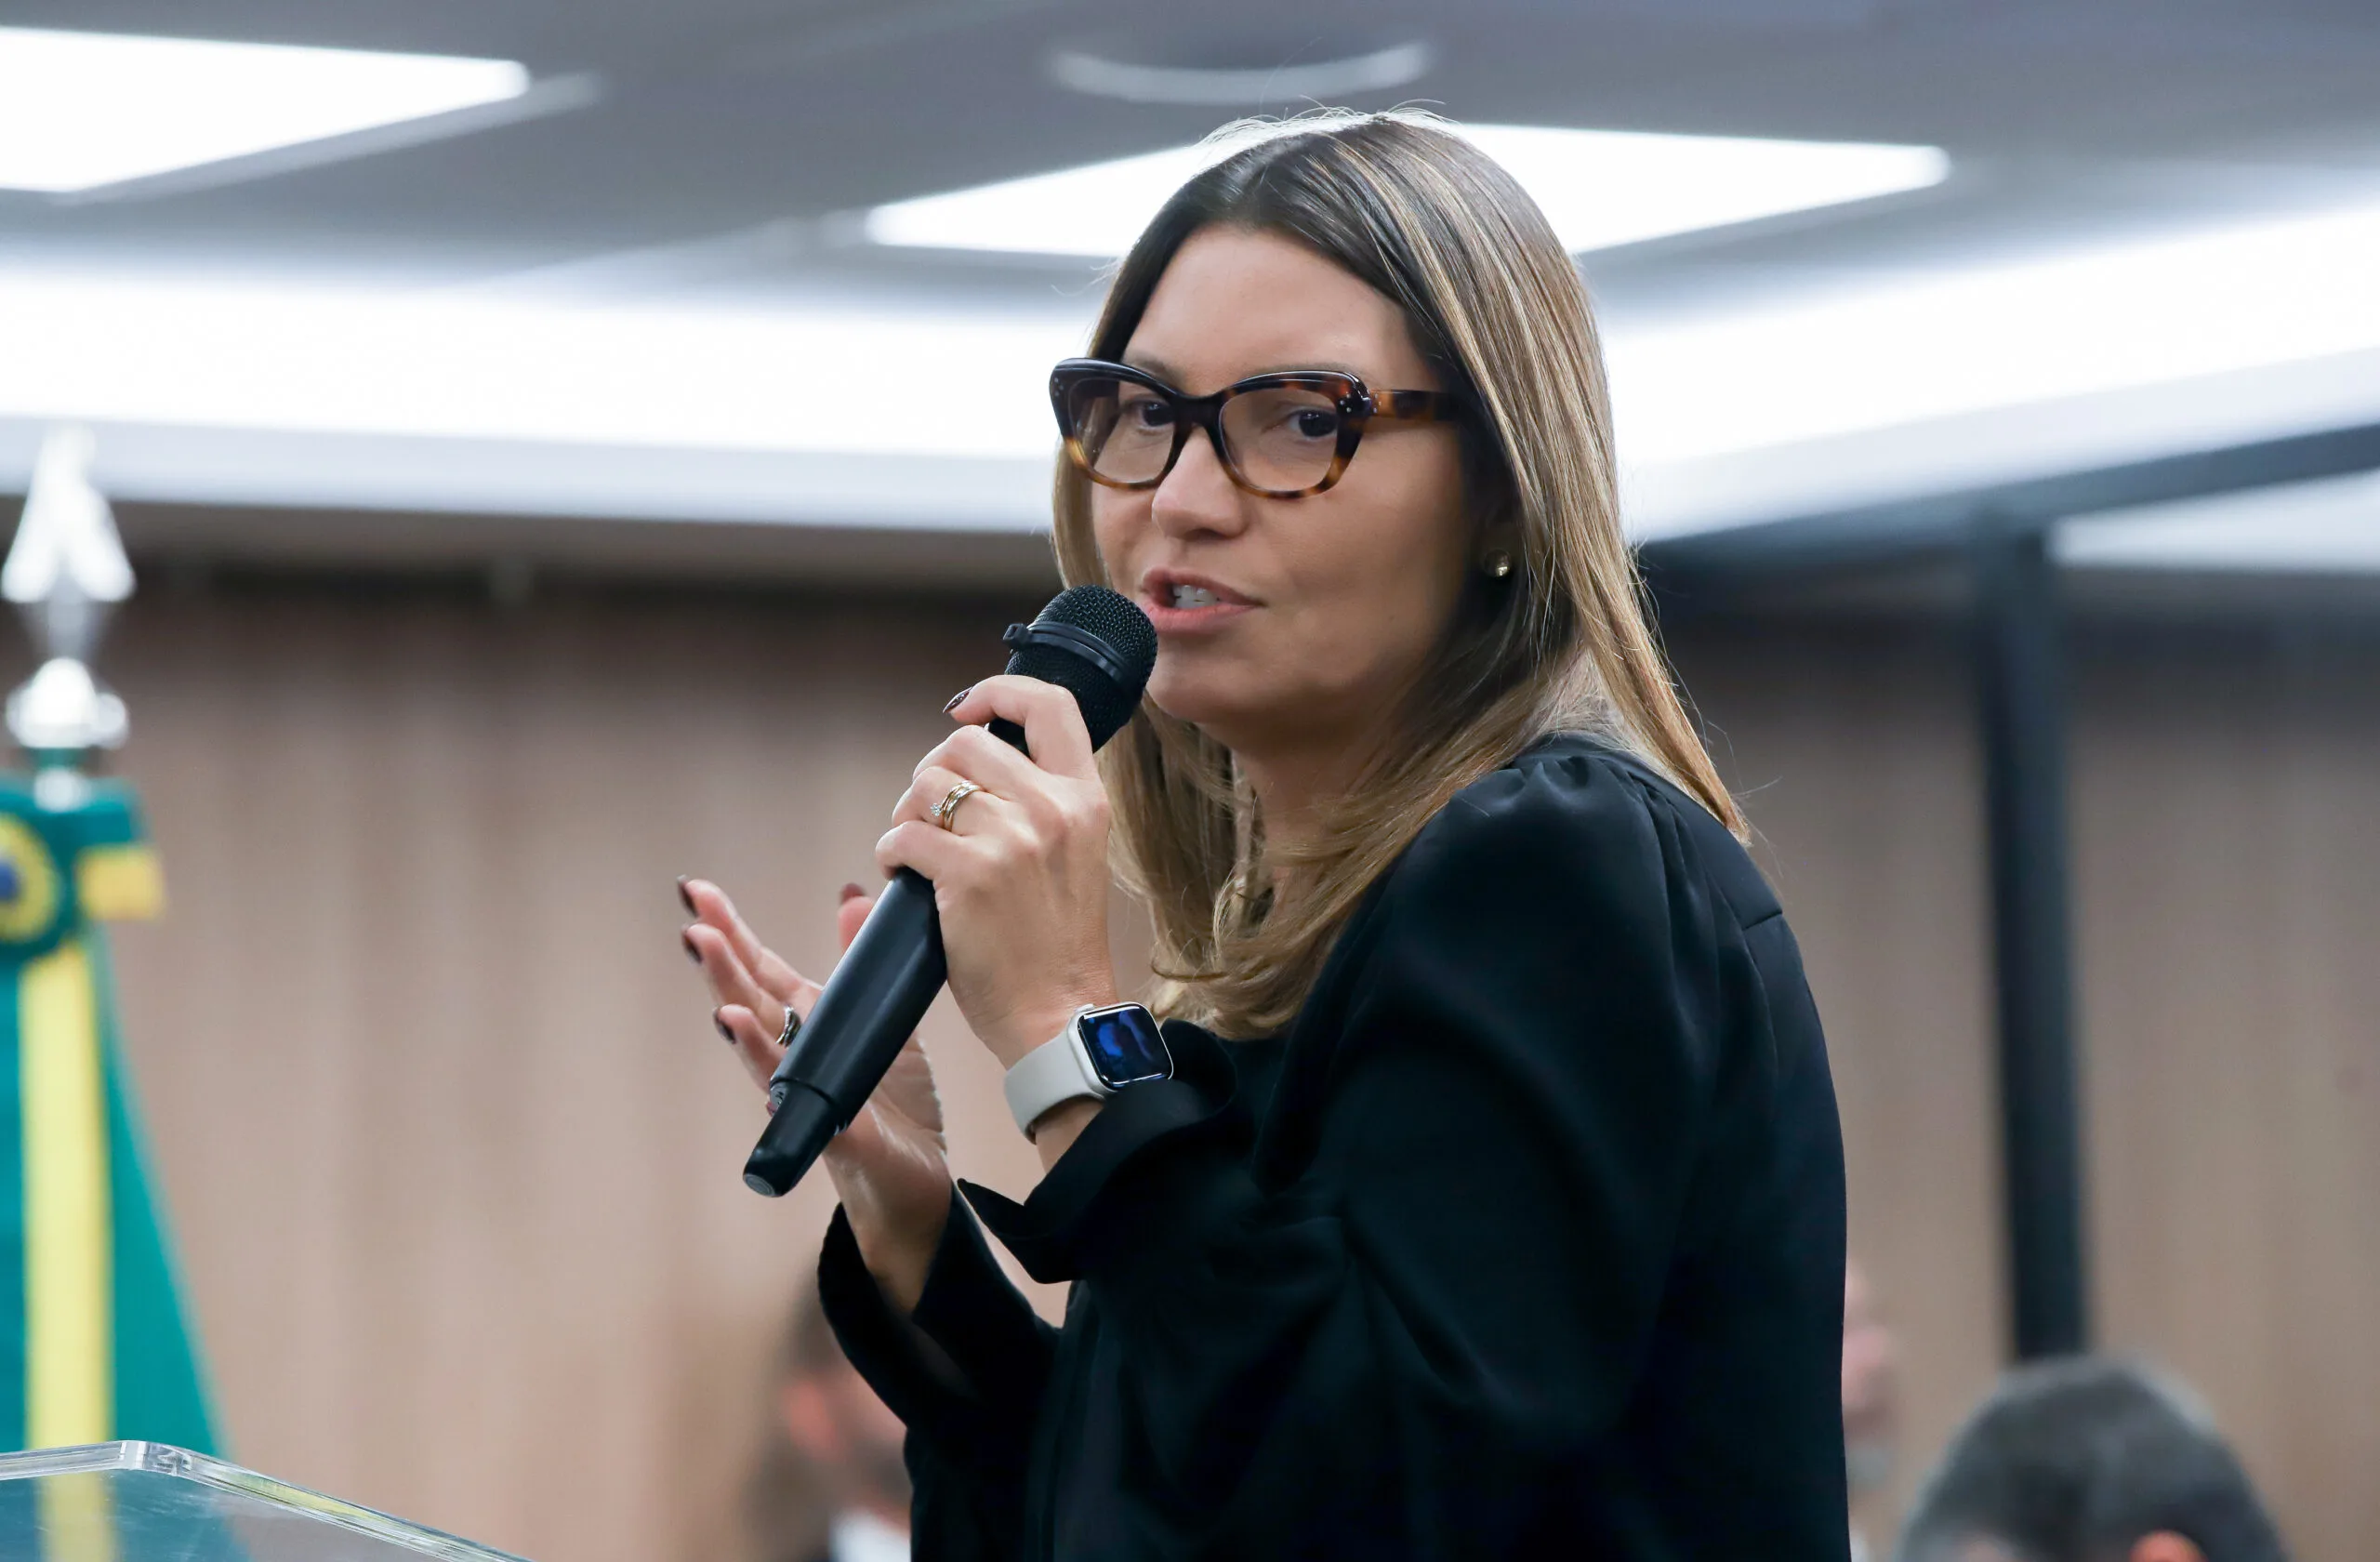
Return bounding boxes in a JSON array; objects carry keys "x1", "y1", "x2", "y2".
[
  {"x1": 4, "y1": 0, "x2": 2379, "y2": 571},
  {"x1": 11, "y1": 0, "x2": 2380, "y2": 299}
]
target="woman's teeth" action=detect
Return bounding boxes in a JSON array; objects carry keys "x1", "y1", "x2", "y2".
[{"x1": 1170, "y1": 584, "x2": 1221, "y2": 609}]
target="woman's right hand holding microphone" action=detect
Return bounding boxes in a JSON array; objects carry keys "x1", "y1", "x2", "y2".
[{"x1": 681, "y1": 877, "x2": 952, "y2": 1313}]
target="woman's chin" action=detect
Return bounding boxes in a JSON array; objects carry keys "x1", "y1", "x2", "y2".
[{"x1": 1145, "y1": 672, "x2": 1273, "y2": 741}]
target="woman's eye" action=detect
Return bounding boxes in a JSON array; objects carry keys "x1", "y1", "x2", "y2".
[
  {"x1": 1289, "y1": 407, "x2": 1339, "y2": 440},
  {"x1": 1123, "y1": 397, "x2": 1174, "y2": 430}
]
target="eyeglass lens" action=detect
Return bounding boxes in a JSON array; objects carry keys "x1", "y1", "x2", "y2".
[{"x1": 1064, "y1": 376, "x2": 1347, "y2": 493}]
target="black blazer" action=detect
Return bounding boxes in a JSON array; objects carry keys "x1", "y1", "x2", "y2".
[{"x1": 821, "y1": 733, "x2": 1849, "y2": 1560}]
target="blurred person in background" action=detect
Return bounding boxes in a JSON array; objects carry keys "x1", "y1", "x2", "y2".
[
  {"x1": 1844, "y1": 1258, "x2": 1902, "y2": 1562},
  {"x1": 1895, "y1": 1357, "x2": 2288, "y2": 1562},
  {"x1": 745, "y1": 1289, "x2": 912, "y2": 1562},
  {"x1": 686, "y1": 111, "x2": 1846, "y2": 1560}
]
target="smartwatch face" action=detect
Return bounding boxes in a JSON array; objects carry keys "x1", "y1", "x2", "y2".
[{"x1": 1078, "y1": 1004, "x2": 1172, "y2": 1090}]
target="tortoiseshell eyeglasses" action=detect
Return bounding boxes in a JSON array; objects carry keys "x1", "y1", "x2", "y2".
[{"x1": 1049, "y1": 358, "x2": 1462, "y2": 499}]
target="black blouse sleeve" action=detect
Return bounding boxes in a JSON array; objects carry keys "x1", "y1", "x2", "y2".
[
  {"x1": 818, "y1": 1190, "x2": 1058, "y2": 1560},
  {"x1": 959, "y1": 752, "x2": 1755, "y2": 1556}
]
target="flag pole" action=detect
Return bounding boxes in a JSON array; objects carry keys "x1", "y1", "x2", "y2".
[{"x1": 4, "y1": 427, "x2": 213, "y2": 1476}]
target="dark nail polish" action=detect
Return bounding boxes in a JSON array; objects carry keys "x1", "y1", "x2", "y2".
[
  {"x1": 682, "y1": 932, "x2": 700, "y2": 964},
  {"x1": 676, "y1": 876, "x2": 695, "y2": 914},
  {"x1": 943, "y1": 688, "x2": 970, "y2": 713},
  {"x1": 714, "y1": 1011, "x2": 734, "y2": 1043},
  {"x1": 840, "y1": 881, "x2": 866, "y2": 902}
]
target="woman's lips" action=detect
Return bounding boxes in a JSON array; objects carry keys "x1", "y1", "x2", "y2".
[
  {"x1": 1142, "y1": 592, "x2": 1255, "y2": 635},
  {"x1": 1140, "y1": 574, "x2": 1256, "y2": 635}
]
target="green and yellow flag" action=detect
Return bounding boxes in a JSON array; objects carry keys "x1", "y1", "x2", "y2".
[{"x1": 0, "y1": 766, "x2": 216, "y2": 1455}]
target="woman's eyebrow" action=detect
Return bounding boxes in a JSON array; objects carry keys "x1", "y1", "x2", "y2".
[
  {"x1": 1124, "y1": 356, "x2": 1376, "y2": 385},
  {"x1": 1249, "y1": 360, "x2": 1367, "y2": 380}
]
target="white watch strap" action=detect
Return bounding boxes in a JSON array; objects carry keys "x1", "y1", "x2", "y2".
[{"x1": 1004, "y1": 1011, "x2": 1109, "y2": 1136}]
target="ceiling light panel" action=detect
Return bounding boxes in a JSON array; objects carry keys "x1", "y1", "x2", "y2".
[
  {"x1": 0, "y1": 27, "x2": 529, "y2": 194},
  {"x1": 863, "y1": 125, "x2": 1949, "y2": 258}
]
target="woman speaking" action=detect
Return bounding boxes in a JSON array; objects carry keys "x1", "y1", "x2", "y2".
[{"x1": 682, "y1": 113, "x2": 1848, "y2": 1560}]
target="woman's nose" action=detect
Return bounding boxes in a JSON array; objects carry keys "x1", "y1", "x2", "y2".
[{"x1": 1149, "y1": 427, "x2": 1250, "y2": 540}]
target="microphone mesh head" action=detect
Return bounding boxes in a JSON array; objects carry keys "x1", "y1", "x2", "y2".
[{"x1": 1003, "y1": 585, "x2": 1157, "y2": 750}]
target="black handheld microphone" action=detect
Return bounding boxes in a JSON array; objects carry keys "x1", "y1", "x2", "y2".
[{"x1": 743, "y1": 585, "x2": 1157, "y2": 1197}]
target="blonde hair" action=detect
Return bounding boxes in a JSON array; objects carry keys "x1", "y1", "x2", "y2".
[{"x1": 1052, "y1": 112, "x2": 1741, "y2": 1037}]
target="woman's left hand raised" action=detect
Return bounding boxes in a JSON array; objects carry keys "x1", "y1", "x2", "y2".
[{"x1": 879, "y1": 674, "x2": 1121, "y2": 1072}]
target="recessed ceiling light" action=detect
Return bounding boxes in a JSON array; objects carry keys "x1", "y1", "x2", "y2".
[
  {"x1": 0, "y1": 27, "x2": 529, "y2": 195},
  {"x1": 1047, "y1": 40, "x2": 1434, "y2": 106},
  {"x1": 862, "y1": 124, "x2": 1950, "y2": 258}
]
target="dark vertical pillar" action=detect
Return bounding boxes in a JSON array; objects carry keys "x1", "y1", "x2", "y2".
[{"x1": 1973, "y1": 519, "x2": 2090, "y2": 1358}]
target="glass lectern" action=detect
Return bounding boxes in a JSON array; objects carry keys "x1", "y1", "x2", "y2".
[{"x1": 0, "y1": 1442, "x2": 526, "y2": 1560}]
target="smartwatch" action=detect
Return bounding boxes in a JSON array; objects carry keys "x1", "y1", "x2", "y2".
[{"x1": 1004, "y1": 1001, "x2": 1172, "y2": 1137}]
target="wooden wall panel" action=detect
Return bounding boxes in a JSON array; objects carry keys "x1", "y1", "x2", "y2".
[
  {"x1": 38, "y1": 579, "x2": 2378, "y2": 1561},
  {"x1": 1673, "y1": 621, "x2": 2007, "y2": 1542},
  {"x1": 86, "y1": 582, "x2": 1060, "y2": 1562},
  {"x1": 1680, "y1": 610, "x2": 2380, "y2": 1559},
  {"x1": 2069, "y1": 620, "x2": 2380, "y2": 1562}
]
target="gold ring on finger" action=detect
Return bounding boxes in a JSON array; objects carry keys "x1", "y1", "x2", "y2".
[{"x1": 929, "y1": 778, "x2": 982, "y2": 831}]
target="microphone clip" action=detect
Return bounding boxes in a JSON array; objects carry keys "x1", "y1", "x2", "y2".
[{"x1": 1001, "y1": 620, "x2": 1135, "y2": 688}]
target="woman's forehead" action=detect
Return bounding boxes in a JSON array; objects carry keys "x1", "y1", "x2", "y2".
[{"x1": 1123, "y1": 227, "x2": 1430, "y2": 390}]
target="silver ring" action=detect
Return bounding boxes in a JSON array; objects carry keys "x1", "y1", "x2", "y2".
[
  {"x1": 777, "y1": 1005, "x2": 802, "y2": 1049},
  {"x1": 929, "y1": 779, "x2": 982, "y2": 831}
]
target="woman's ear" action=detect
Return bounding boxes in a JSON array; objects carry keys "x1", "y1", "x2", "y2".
[{"x1": 2129, "y1": 1532, "x2": 2206, "y2": 1562}]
